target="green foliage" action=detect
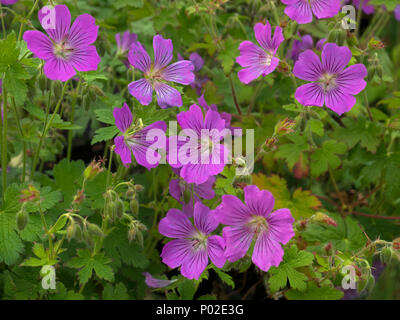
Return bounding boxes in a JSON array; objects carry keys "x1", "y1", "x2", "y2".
[{"x1": 268, "y1": 245, "x2": 314, "y2": 292}]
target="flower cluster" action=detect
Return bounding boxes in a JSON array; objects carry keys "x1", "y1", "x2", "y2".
[{"x1": 20, "y1": 1, "x2": 396, "y2": 285}]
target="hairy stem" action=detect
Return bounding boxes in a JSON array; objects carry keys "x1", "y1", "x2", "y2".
[{"x1": 31, "y1": 80, "x2": 69, "y2": 179}]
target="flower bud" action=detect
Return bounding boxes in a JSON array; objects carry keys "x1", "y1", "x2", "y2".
[
  {"x1": 380, "y1": 246, "x2": 393, "y2": 265},
  {"x1": 88, "y1": 223, "x2": 104, "y2": 238},
  {"x1": 134, "y1": 184, "x2": 144, "y2": 192},
  {"x1": 311, "y1": 212, "x2": 337, "y2": 227},
  {"x1": 393, "y1": 237, "x2": 400, "y2": 251},
  {"x1": 115, "y1": 199, "x2": 125, "y2": 219},
  {"x1": 129, "y1": 198, "x2": 139, "y2": 217},
  {"x1": 16, "y1": 208, "x2": 29, "y2": 231},
  {"x1": 67, "y1": 222, "x2": 77, "y2": 242},
  {"x1": 183, "y1": 188, "x2": 192, "y2": 204},
  {"x1": 84, "y1": 160, "x2": 104, "y2": 181},
  {"x1": 274, "y1": 118, "x2": 296, "y2": 135},
  {"x1": 20, "y1": 184, "x2": 40, "y2": 203},
  {"x1": 53, "y1": 81, "x2": 63, "y2": 100},
  {"x1": 83, "y1": 95, "x2": 91, "y2": 111},
  {"x1": 368, "y1": 38, "x2": 385, "y2": 50},
  {"x1": 38, "y1": 73, "x2": 49, "y2": 92},
  {"x1": 73, "y1": 189, "x2": 85, "y2": 205}
]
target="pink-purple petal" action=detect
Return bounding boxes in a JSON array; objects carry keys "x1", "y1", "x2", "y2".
[
  {"x1": 113, "y1": 103, "x2": 132, "y2": 133},
  {"x1": 293, "y1": 49, "x2": 323, "y2": 81},
  {"x1": 128, "y1": 78, "x2": 153, "y2": 106},
  {"x1": 154, "y1": 82, "x2": 182, "y2": 108},
  {"x1": 68, "y1": 14, "x2": 99, "y2": 48},
  {"x1": 22, "y1": 30, "x2": 53, "y2": 60},
  {"x1": 207, "y1": 235, "x2": 226, "y2": 268},
  {"x1": 252, "y1": 231, "x2": 284, "y2": 272},
  {"x1": 161, "y1": 60, "x2": 195, "y2": 85},
  {"x1": 295, "y1": 83, "x2": 325, "y2": 107},
  {"x1": 158, "y1": 208, "x2": 196, "y2": 239},
  {"x1": 153, "y1": 34, "x2": 173, "y2": 71},
  {"x1": 244, "y1": 185, "x2": 275, "y2": 217},
  {"x1": 193, "y1": 202, "x2": 219, "y2": 235},
  {"x1": 321, "y1": 43, "x2": 352, "y2": 74},
  {"x1": 39, "y1": 5, "x2": 71, "y2": 43},
  {"x1": 128, "y1": 42, "x2": 151, "y2": 73}
]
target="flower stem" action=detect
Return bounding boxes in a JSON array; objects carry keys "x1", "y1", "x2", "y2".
[
  {"x1": 269, "y1": 0, "x2": 280, "y2": 27},
  {"x1": 228, "y1": 74, "x2": 242, "y2": 116},
  {"x1": 67, "y1": 79, "x2": 82, "y2": 161},
  {"x1": 363, "y1": 90, "x2": 374, "y2": 122},
  {"x1": 106, "y1": 146, "x2": 114, "y2": 189},
  {"x1": 1, "y1": 84, "x2": 8, "y2": 202},
  {"x1": 31, "y1": 80, "x2": 69, "y2": 179},
  {"x1": 0, "y1": 3, "x2": 6, "y2": 39},
  {"x1": 11, "y1": 97, "x2": 26, "y2": 182},
  {"x1": 17, "y1": 0, "x2": 40, "y2": 42},
  {"x1": 356, "y1": 0, "x2": 363, "y2": 38}
]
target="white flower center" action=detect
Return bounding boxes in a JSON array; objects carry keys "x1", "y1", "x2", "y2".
[
  {"x1": 192, "y1": 231, "x2": 208, "y2": 251},
  {"x1": 53, "y1": 40, "x2": 75, "y2": 60},
  {"x1": 319, "y1": 73, "x2": 337, "y2": 92},
  {"x1": 248, "y1": 215, "x2": 269, "y2": 236}
]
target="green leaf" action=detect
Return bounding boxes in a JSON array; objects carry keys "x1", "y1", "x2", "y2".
[
  {"x1": 177, "y1": 278, "x2": 197, "y2": 300},
  {"x1": 92, "y1": 126, "x2": 119, "y2": 145},
  {"x1": 112, "y1": 0, "x2": 144, "y2": 9},
  {"x1": 285, "y1": 282, "x2": 344, "y2": 300},
  {"x1": 303, "y1": 213, "x2": 366, "y2": 253},
  {"x1": 369, "y1": 0, "x2": 399, "y2": 11},
  {"x1": 268, "y1": 245, "x2": 314, "y2": 293},
  {"x1": 218, "y1": 37, "x2": 240, "y2": 74},
  {"x1": 103, "y1": 283, "x2": 130, "y2": 300},
  {"x1": 67, "y1": 249, "x2": 114, "y2": 285},
  {"x1": 332, "y1": 117, "x2": 383, "y2": 153},
  {"x1": 275, "y1": 134, "x2": 310, "y2": 169},
  {"x1": 212, "y1": 267, "x2": 235, "y2": 289},
  {"x1": 311, "y1": 140, "x2": 346, "y2": 176},
  {"x1": 95, "y1": 108, "x2": 115, "y2": 125},
  {"x1": 0, "y1": 185, "x2": 24, "y2": 265}
]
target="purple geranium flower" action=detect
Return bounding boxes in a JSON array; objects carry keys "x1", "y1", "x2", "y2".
[
  {"x1": 142, "y1": 272, "x2": 177, "y2": 288},
  {"x1": 395, "y1": 5, "x2": 400, "y2": 21},
  {"x1": 178, "y1": 52, "x2": 207, "y2": 96},
  {"x1": 167, "y1": 104, "x2": 229, "y2": 185},
  {"x1": 344, "y1": 0, "x2": 375, "y2": 15},
  {"x1": 236, "y1": 21, "x2": 284, "y2": 84},
  {"x1": 293, "y1": 43, "x2": 367, "y2": 115},
  {"x1": 23, "y1": 5, "x2": 101, "y2": 82},
  {"x1": 113, "y1": 103, "x2": 167, "y2": 169},
  {"x1": 128, "y1": 35, "x2": 195, "y2": 108},
  {"x1": 116, "y1": 31, "x2": 138, "y2": 54},
  {"x1": 289, "y1": 34, "x2": 326, "y2": 62},
  {"x1": 1, "y1": 0, "x2": 18, "y2": 5},
  {"x1": 281, "y1": 0, "x2": 341, "y2": 24},
  {"x1": 159, "y1": 202, "x2": 226, "y2": 280},
  {"x1": 198, "y1": 94, "x2": 242, "y2": 136},
  {"x1": 169, "y1": 167, "x2": 216, "y2": 217},
  {"x1": 213, "y1": 185, "x2": 295, "y2": 272}
]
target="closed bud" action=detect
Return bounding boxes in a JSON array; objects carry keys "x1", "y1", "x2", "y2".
[
  {"x1": 367, "y1": 66, "x2": 376, "y2": 82},
  {"x1": 380, "y1": 246, "x2": 393, "y2": 265},
  {"x1": 88, "y1": 223, "x2": 104, "y2": 238},
  {"x1": 90, "y1": 85, "x2": 105, "y2": 97},
  {"x1": 83, "y1": 95, "x2": 91, "y2": 111},
  {"x1": 16, "y1": 208, "x2": 29, "y2": 231},
  {"x1": 347, "y1": 31, "x2": 358, "y2": 47},
  {"x1": 88, "y1": 87, "x2": 97, "y2": 103},
  {"x1": 366, "y1": 274, "x2": 375, "y2": 292},
  {"x1": 130, "y1": 198, "x2": 139, "y2": 217},
  {"x1": 183, "y1": 188, "x2": 192, "y2": 204},
  {"x1": 311, "y1": 212, "x2": 337, "y2": 227},
  {"x1": 38, "y1": 73, "x2": 48, "y2": 92},
  {"x1": 53, "y1": 81, "x2": 63, "y2": 100},
  {"x1": 134, "y1": 184, "x2": 144, "y2": 192},
  {"x1": 368, "y1": 38, "x2": 385, "y2": 50},
  {"x1": 393, "y1": 237, "x2": 400, "y2": 250},
  {"x1": 275, "y1": 118, "x2": 296, "y2": 135},
  {"x1": 265, "y1": 136, "x2": 278, "y2": 149},
  {"x1": 67, "y1": 222, "x2": 77, "y2": 242},
  {"x1": 115, "y1": 199, "x2": 124, "y2": 219},
  {"x1": 376, "y1": 64, "x2": 383, "y2": 79},
  {"x1": 84, "y1": 160, "x2": 104, "y2": 181}
]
